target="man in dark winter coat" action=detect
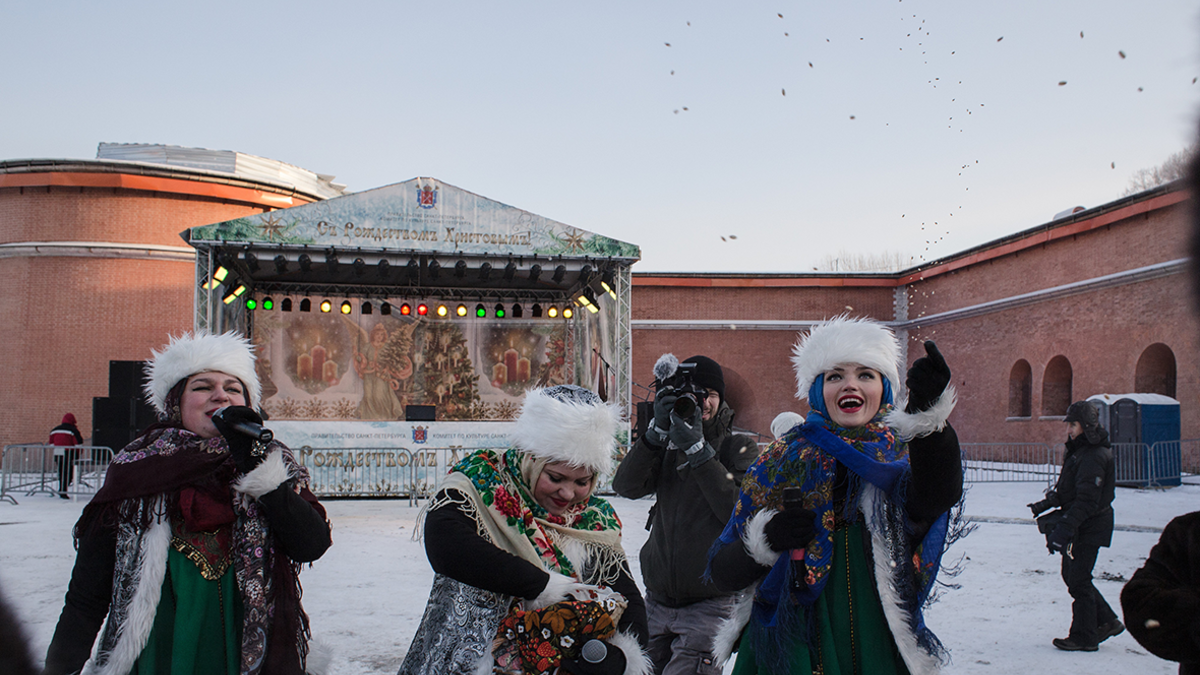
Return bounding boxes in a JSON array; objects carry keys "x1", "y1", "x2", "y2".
[
  {"x1": 1029, "y1": 400, "x2": 1123, "y2": 651},
  {"x1": 613, "y1": 355, "x2": 760, "y2": 674},
  {"x1": 48, "y1": 413, "x2": 84, "y2": 499}
]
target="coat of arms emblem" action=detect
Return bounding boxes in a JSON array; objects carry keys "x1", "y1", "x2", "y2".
[
  {"x1": 412, "y1": 425, "x2": 428, "y2": 444},
  {"x1": 417, "y1": 184, "x2": 438, "y2": 209}
]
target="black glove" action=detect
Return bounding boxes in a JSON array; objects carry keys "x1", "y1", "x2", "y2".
[
  {"x1": 764, "y1": 507, "x2": 818, "y2": 552},
  {"x1": 905, "y1": 341, "x2": 951, "y2": 413},
  {"x1": 211, "y1": 405, "x2": 267, "y2": 474},
  {"x1": 645, "y1": 387, "x2": 678, "y2": 445},
  {"x1": 1047, "y1": 524, "x2": 1073, "y2": 555},
  {"x1": 668, "y1": 407, "x2": 713, "y2": 467},
  {"x1": 560, "y1": 640, "x2": 627, "y2": 675},
  {"x1": 1028, "y1": 499, "x2": 1053, "y2": 516}
]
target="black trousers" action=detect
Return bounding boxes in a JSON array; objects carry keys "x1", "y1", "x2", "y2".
[
  {"x1": 1060, "y1": 542, "x2": 1117, "y2": 644},
  {"x1": 55, "y1": 449, "x2": 77, "y2": 495}
]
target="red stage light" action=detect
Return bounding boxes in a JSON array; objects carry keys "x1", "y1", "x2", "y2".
[
  {"x1": 416, "y1": 303, "x2": 429, "y2": 316},
  {"x1": 398, "y1": 303, "x2": 410, "y2": 316}
]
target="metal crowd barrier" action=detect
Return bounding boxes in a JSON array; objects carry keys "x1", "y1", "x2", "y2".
[
  {"x1": 959, "y1": 443, "x2": 1057, "y2": 485},
  {"x1": 1, "y1": 444, "x2": 113, "y2": 505},
  {"x1": 957, "y1": 440, "x2": 1196, "y2": 489}
]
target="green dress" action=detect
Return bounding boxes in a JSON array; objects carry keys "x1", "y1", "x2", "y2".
[
  {"x1": 732, "y1": 522, "x2": 911, "y2": 675},
  {"x1": 132, "y1": 546, "x2": 243, "y2": 674}
]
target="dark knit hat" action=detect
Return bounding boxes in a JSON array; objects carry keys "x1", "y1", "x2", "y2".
[
  {"x1": 1064, "y1": 401, "x2": 1099, "y2": 426},
  {"x1": 682, "y1": 355, "x2": 725, "y2": 401}
]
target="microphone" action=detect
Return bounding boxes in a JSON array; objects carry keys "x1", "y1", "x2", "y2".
[
  {"x1": 782, "y1": 486, "x2": 806, "y2": 588},
  {"x1": 212, "y1": 407, "x2": 273, "y2": 443},
  {"x1": 580, "y1": 639, "x2": 607, "y2": 664}
]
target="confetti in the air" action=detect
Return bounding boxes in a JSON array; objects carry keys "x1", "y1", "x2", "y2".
[
  {"x1": 997, "y1": 36, "x2": 1003, "y2": 42},
  {"x1": 1058, "y1": 81, "x2": 1067, "y2": 86},
  {"x1": 1119, "y1": 51, "x2": 1126, "y2": 59}
]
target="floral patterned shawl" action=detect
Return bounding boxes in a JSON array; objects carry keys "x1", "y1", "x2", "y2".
[{"x1": 429, "y1": 448, "x2": 626, "y2": 584}]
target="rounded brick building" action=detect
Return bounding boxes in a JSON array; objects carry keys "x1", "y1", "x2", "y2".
[{"x1": 0, "y1": 144, "x2": 344, "y2": 447}]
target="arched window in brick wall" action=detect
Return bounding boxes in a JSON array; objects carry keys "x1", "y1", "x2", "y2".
[
  {"x1": 1008, "y1": 360, "x2": 1032, "y2": 417},
  {"x1": 1041, "y1": 356, "x2": 1072, "y2": 417},
  {"x1": 1135, "y1": 343, "x2": 1176, "y2": 398}
]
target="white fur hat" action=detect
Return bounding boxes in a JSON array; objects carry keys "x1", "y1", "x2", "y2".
[
  {"x1": 791, "y1": 316, "x2": 901, "y2": 400},
  {"x1": 143, "y1": 331, "x2": 261, "y2": 417},
  {"x1": 509, "y1": 386, "x2": 624, "y2": 476}
]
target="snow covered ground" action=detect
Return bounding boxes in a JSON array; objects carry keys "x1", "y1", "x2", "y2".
[{"x1": 2, "y1": 481, "x2": 1196, "y2": 674}]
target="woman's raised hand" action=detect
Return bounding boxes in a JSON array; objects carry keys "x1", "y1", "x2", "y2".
[{"x1": 905, "y1": 341, "x2": 951, "y2": 413}]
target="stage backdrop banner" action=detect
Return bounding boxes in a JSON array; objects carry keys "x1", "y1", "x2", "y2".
[
  {"x1": 271, "y1": 419, "x2": 515, "y2": 497},
  {"x1": 251, "y1": 306, "x2": 602, "y2": 422}
]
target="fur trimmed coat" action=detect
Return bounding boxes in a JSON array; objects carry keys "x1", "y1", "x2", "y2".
[{"x1": 1121, "y1": 511, "x2": 1200, "y2": 675}]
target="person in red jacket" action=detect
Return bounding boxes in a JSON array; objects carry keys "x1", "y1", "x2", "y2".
[{"x1": 48, "y1": 413, "x2": 83, "y2": 499}]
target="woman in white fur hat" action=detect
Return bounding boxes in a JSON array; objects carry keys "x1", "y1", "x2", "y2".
[
  {"x1": 43, "y1": 332, "x2": 331, "y2": 675},
  {"x1": 707, "y1": 317, "x2": 965, "y2": 675},
  {"x1": 400, "y1": 385, "x2": 652, "y2": 675}
]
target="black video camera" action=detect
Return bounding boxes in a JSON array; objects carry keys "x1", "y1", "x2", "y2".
[{"x1": 653, "y1": 355, "x2": 708, "y2": 420}]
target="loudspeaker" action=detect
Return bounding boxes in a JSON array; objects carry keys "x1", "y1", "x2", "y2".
[
  {"x1": 91, "y1": 361, "x2": 156, "y2": 451},
  {"x1": 405, "y1": 405, "x2": 437, "y2": 421}
]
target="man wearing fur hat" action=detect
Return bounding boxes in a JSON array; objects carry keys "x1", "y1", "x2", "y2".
[
  {"x1": 612, "y1": 355, "x2": 759, "y2": 674},
  {"x1": 1029, "y1": 400, "x2": 1121, "y2": 652}
]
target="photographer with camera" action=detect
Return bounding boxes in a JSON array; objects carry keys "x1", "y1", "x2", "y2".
[{"x1": 613, "y1": 354, "x2": 759, "y2": 674}]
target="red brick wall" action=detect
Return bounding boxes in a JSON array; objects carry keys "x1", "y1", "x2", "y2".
[{"x1": 0, "y1": 186, "x2": 266, "y2": 446}]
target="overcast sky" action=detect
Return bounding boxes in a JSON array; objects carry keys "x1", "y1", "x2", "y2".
[{"x1": 3, "y1": 1, "x2": 1198, "y2": 272}]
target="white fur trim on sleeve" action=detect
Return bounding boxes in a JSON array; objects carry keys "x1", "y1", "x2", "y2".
[
  {"x1": 743, "y1": 509, "x2": 782, "y2": 568},
  {"x1": 233, "y1": 451, "x2": 293, "y2": 498},
  {"x1": 713, "y1": 586, "x2": 756, "y2": 667},
  {"x1": 528, "y1": 571, "x2": 585, "y2": 610},
  {"x1": 608, "y1": 629, "x2": 654, "y2": 675},
  {"x1": 885, "y1": 386, "x2": 957, "y2": 441}
]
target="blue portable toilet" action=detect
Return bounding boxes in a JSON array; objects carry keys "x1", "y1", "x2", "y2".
[{"x1": 1088, "y1": 393, "x2": 1181, "y2": 487}]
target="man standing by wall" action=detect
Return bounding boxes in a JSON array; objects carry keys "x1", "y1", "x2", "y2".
[
  {"x1": 613, "y1": 355, "x2": 760, "y2": 674},
  {"x1": 1029, "y1": 400, "x2": 1122, "y2": 651},
  {"x1": 48, "y1": 413, "x2": 83, "y2": 499}
]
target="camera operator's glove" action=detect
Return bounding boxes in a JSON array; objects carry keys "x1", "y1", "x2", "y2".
[
  {"x1": 1028, "y1": 498, "x2": 1054, "y2": 517},
  {"x1": 905, "y1": 341, "x2": 951, "y2": 414},
  {"x1": 644, "y1": 387, "x2": 678, "y2": 446},
  {"x1": 211, "y1": 406, "x2": 267, "y2": 474},
  {"x1": 669, "y1": 407, "x2": 713, "y2": 467},
  {"x1": 764, "y1": 508, "x2": 818, "y2": 552},
  {"x1": 1047, "y1": 523, "x2": 1074, "y2": 555},
  {"x1": 559, "y1": 639, "x2": 627, "y2": 675}
]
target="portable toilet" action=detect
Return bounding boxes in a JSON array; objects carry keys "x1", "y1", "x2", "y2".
[{"x1": 1088, "y1": 393, "x2": 1181, "y2": 487}]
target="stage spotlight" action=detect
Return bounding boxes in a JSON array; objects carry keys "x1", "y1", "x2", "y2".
[
  {"x1": 436, "y1": 304, "x2": 449, "y2": 318},
  {"x1": 600, "y1": 269, "x2": 617, "y2": 299},
  {"x1": 494, "y1": 303, "x2": 506, "y2": 318},
  {"x1": 320, "y1": 299, "x2": 333, "y2": 313},
  {"x1": 245, "y1": 298, "x2": 258, "y2": 310},
  {"x1": 563, "y1": 306, "x2": 574, "y2": 319},
  {"x1": 511, "y1": 303, "x2": 523, "y2": 318},
  {"x1": 341, "y1": 301, "x2": 353, "y2": 314},
  {"x1": 325, "y1": 250, "x2": 340, "y2": 274},
  {"x1": 407, "y1": 258, "x2": 420, "y2": 280},
  {"x1": 377, "y1": 259, "x2": 391, "y2": 278},
  {"x1": 202, "y1": 266, "x2": 229, "y2": 289},
  {"x1": 262, "y1": 297, "x2": 274, "y2": 310},
  {"x1": 529, "y1": 264, "x2": 542, "y2": 282},
  {"x1": 456, "y1": 304, "x2": 468, "y2": 317},
  {"x1": 417, "y1": 303, "x2": 429, "y2": 316},
  {"x1": 479, "y1": 262, "x2": 492, "y2": 281},
  {"x1": 531, "y1": 303, "x2": 543, "y2": 318},
  {"x1": 455, "y1": 260, "x2": 468, "y2": 278},
  {"x1": 428, "y1": 259, "x2": 440, "y2": 279},
  {"x1": 362, "y1": 301, "x2": 373, "y2": 315},
  {"x1": 300, "y1": 298, "x2": 311, "y2": 312},
  {"x1": 395, "y1": 303, "x2": 408, "y2": 316},
  {"x1": 222, "y1": 283, "x2": 247, "y2": 304},
  {"x1": 382, "y1": 302, "x2": 393, "y2": 316},
  {"x1": 575, "y1": 289, "x2": 594, "y2": 311},
  {"x1": 475, "y1": 304, "x2": 486, "y2": 318},
  {"x1": 547, "y1": 306, "x2": 559, "y2": 318},
  {"x1": 274, "y1": 255, "x2": 288, "y2": 274},
  {"x1": 504, "y1": 262, "x2": 517, "y2": 281},
  {"x1": 552, "y1": 265, "x2": 566, "y2": 283},
  {"x1": 581, "y1": 288, "x2": 599, "y2": 314},
  {"x1": 298, "y1": 254, "x2": 312, "y2": 273},
  {"x1": 244, "y1": 251, "x2": 259, "y2": 272},
  {"x1": 579, "y1": 264, "x2": 593, "y2": 281},
  {"x1": 353, "y1": 258, "x2": 367, "y2": 276},
  {"x1": 281, "y1": 298, "x2": 292, "y2": 312}
]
